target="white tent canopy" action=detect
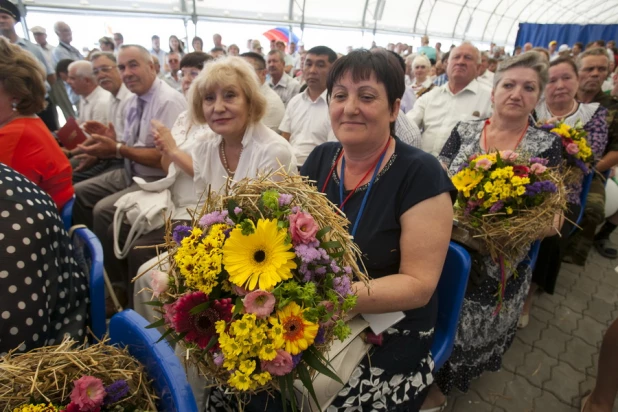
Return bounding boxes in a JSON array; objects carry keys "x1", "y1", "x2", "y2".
[{"x1": 19, "y1": 0, "x2": 618, "y2": 47}]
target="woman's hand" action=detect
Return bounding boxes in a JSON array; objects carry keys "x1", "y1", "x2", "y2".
[{"x1": 152, "y1": 119, "x2": 178, "y2": 157}]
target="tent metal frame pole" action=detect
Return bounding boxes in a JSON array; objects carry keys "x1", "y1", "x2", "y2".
[
  {"x1": 413, "y1": 0, "x2": 426, "y2": 33},
  {"x1": 504, "y1": 0, "x2": 537, "y2": 46},
  {"x1": 481, "y1": 0, "x2": 507, "y2": 42},
  {"x1": 424, "y1": 0, "x2": 439, "y2": 35},
  {"x1": 361, "y1": 0, "x2": 371, "y2": 29},
  {"x1": 452, "y1": 0, "x2": 470, "y2": 38}
]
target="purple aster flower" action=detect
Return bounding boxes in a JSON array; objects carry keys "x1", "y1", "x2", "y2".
[
  {"x1": 529, "y1": 157, "x2": 549, "y2": 166},
  {"x1": 333, "y1": 275, "x2": 351, "y2": 297},
  {"x1": 291, "y1": 353, "x2": 303, "y2": 368},
  {"x1": 213, "y1": 352, "x2": 224, "y2": 367},
  {"x1": 315, "y1": 266, "x2": 327, "y2": 276},
  {"x1": 314, "y1": 327, "x2": 326, "y2": 344},
  {"x1": 278, "y1": 193, "x2": 293, "y2": 207},
  {"x1": 343, "y1": 266, "x2": 352, "y2": 275},
  {"x1": 291, "y1": 206, "x2": 300, "y2": 214},
  {"x1": 233, "y1": 206, "x2": 242, "y2": 215},
  {"x1": 300, "y1": 263, "x2": 314, "y2": 282},
  {"x1": 199, "y1": 211, "x2": 233, "y2": 228},
  {"x1": 489, "y1": 200, "x2": 504, "y2": 213},
  {"x1": 172, "y1": 225, "x2": 192, "y2": 244},
  {"x1": 330, "y1": 260, "x2": 341, "y2": 274},
  {"x1": 104, "y1": 380, "x2": 130, "y2": 405},
  {"x1": 295, "y1": 243, "x2": 324, "y2": 263}
]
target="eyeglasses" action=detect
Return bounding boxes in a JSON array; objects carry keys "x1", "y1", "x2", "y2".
[
  {"x1": 179, "y1": 69, "x2": 201, "y2": 79},
  {"x1": 93, "y1": 65, "x2": 117, "y2": 75}
]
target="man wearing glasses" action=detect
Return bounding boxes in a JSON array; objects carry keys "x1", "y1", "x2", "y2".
[{"x1": 70, "y1": 51, "x2": 134, "y2": 182}]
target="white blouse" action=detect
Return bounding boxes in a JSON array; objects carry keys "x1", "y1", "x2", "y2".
[{"x1": 192, "y1": 121, "x2": 298, "y2": 198}]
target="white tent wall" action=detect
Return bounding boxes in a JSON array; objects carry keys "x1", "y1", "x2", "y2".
[{"x1": 16, "y1": 0, "x2": 618, "y2": 52}]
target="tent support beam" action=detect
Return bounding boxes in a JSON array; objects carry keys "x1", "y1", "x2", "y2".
[
  {"x1": 413, "y1": 0, "x2": 426, "y2": 33},
  {"x1": 504, "y1": 0, "x2": 536, "y2": 47},
  {"x1": 481, "y1": 0, "x2": 506, "y2": 42},
  {"x1": 361, "y1": 0, "x2": 371, "y2": 29},
  {"x1": 424, "y1": 0, "x2": 439, "y2": 35},
  {"x1": 452, "y1": 0, "x2": 470, "y2": 38}
]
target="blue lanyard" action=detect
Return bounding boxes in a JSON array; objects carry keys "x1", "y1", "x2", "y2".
[{"x1": 339, "y1": 148, "x2": 388, "y2": 238}]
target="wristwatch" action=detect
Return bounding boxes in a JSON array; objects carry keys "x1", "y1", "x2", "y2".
[{"x1": 115, "y1": 142, "x2": 123, "y2": 159}]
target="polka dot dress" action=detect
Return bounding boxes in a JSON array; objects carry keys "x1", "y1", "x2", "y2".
[{"x1": 0, "y1": 164, "x2": 88, "y2": 355}]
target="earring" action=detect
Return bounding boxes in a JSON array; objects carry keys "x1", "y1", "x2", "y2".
[{"x1": 11, "y1": 101, "x2": 17, "y2": 112}]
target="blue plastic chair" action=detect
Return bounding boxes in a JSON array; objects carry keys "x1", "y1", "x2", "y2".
[
  {"x1": 109, "y1": 310, "x2": 198, "y2": 412},
  {"x1": 569, "y1": 171, "x2": 594, "y2": 237},
  {"x1": 431, "y1": 242, "x2": 472, "y2": 371},
  {"x1": 61, "y1": 195, "x2": 75, "y2": 232},
  {"x1": 73, "y1": 227, "x2": 106, "y2": 340},
  {"x1": 525, "y1": 240, "x2": 542, "y2": 271}
]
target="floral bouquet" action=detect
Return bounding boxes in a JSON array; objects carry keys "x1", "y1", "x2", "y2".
[
  {"x1": 1, "y1": 338, "x2": 157, "y2": 412},
  {"x1": 144, "y1": 172, "x2": 366, "y2": 410},
  {"x1": 452, "y1": 150, "x2": 565, "y2": 309},
  {"x1": 541, "y1": 120, "x2": 593, "y2": 174}
]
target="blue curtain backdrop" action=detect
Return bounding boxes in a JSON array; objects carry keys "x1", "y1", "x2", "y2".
[{"x1": 515, "y1": 23, "x2": 618, "y2": 48}]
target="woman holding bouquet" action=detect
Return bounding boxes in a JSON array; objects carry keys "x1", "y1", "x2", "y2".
[
  {"x1": 422, "y1": 52, "x2": 563, "y2": 409},
  {"x1": 521, "y1": 56, "x2": 609, "y2": 327},
  {"x1": 298, "y1": 49, "x2": 456, "y2": 411}
]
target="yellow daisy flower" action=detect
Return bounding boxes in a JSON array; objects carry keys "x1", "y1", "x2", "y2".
[
  {"x1": 274, "y1": 302, "x2": 319, "y2": 355},
  {"x1": 452, "y1": 169, "x2": 484, "y2": 196},
  {"x1": 222, "y1": 219, "x2": 297, "y2": 291},
  {"x1": 229, "y1": 370, "x2": 253, "y2": 391}
]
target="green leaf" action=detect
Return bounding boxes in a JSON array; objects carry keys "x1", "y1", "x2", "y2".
[
  {"x1": 169, "y1": 331, "x2": 187, "y2": 346},
  {"x1": 297, "y1": 363, "x2": 322, "y2": 412},
  {"x1": 278, "y1": 376, "x2": 288, "y2": 412},
  {"x1": 320, "y1": 241, "x2": 342, "y2": 249},
  {"x1": 233, "y1": 296, "x2": 244, "y2": 315},
  {"x1": 227, "y1": 199, "x2": 239, "y2": 221},
  {"x1": 155, "y1": 327, "x2": 175, "y2": 344},
  {"x1": 189, "y1": 301, "x2": 211, "y2": 315},
  {"x1": 143, "y1": 300, "x2": 164, "y2": 307},
  {"x1": 303, "y1": 347, "x2": 343, "y2": 384},
  {"x1": 316, "y1": 226, "x2": 331, "y2": 240},
  {"x1": 145, "y1": 318, "x2": 166, "y2": 329},
  {"x1": 285, "y1": 373, "x2": 298, "y2": 412},
  {"x1": 330, "y1": 251, "x2": 345, "y2": 258},
  {"x1": 204, "y1": 335, "x2": 218, "y2": 351}
]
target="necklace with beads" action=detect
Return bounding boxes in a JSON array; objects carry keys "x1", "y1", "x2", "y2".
[{"x1": 219, "y1": 138, "x2": 243, "y2": 177}]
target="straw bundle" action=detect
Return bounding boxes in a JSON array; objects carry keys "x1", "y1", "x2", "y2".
[
  {"x1": 0, "y1": 338, "x2": 157, "y2": 411},
  {"x1": 455, "y1": 166, "x2": 567, "y2": 266}
]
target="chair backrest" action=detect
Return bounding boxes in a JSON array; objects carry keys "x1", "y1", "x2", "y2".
[
  {"x1": 431, "y1": 242, "x2": 472, "y2": 371},
  {"x1": 570, "y1": 171, "x2": 594, "y2": 237},
  {"x1": 72, "y1": 227, "x2": 106, "y2": 340},
  {"x1": 109, "y1": 310, "x2": 198, "y2": 412},
  {"x1": 525, "y1": 240, "x2": 542, "y2": 271},
  {"x1": 61, "y1": 196, "x2": 76, "y2": 232}
]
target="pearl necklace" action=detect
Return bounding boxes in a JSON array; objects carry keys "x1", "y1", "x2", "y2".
[
  {"x1": 219, "y1": 138, "x2": 243, "y2": 176},
  {"x1": 548, "y1": 100, "x2": 578, "y2": 120}
]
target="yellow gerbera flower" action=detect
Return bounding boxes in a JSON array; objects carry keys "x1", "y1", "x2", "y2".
[
  {"x1": 274, "y1": 302, "x2": 318, "y2": 355},
  {"x1": 222, "y1": 219, "x2": 297, "y2": 291}
]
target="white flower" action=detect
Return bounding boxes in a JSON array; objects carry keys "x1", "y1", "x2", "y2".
[{"x1": 150, "y1": 270, "x2": 169, "y2": 297}]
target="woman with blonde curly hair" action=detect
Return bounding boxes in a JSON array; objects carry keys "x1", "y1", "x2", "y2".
[{"x1": 0, "y1": 37, "x2": 73, "y2": 209}]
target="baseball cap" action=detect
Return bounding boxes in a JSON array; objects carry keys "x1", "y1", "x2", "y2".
[
  {"x1": 558, "y1": 44, "x2": 570, "y2": 52},
  {"x1": 0, "y1": 0, "x2": 20, "y2": 20},
  {"x1": 30, "y1": 26, "x2": 46, "y2": 34},
  {"x1": 549, "y1": 40, "x2": 557, "y2": 46}
]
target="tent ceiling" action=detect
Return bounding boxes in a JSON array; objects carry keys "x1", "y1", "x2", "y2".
[{"x1": 20, "y1": 0, "x2": 618, "y2": 45}]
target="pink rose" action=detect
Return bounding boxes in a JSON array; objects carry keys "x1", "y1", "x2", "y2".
[
  {"x1": 566, "y1": 143, "x2": 580, "y2": 155},
  {"x1": 530, "y1": 163, "x2": 547, "y2": 175},
  {"x1": 474, "y1": 158, "x2": 493, "y2": 170},
  {"x1": 70, "y1": 376, "x2": 105, "y2": 411},
  {"x1": 150, "y1": 270, "x2": 169, "y2": 297},
  {"x1": 288, "y1": 212, "x2": 319, "y2": 244},
  {"x1": 243, "y1": 290, "x2": 276, "y2": 318},
  {"x1": 500, "y1": 150, "x2": 519, "y2": 161},
  {"x1": 261, "y1": 350, "x2": 294, "y2": 376}
]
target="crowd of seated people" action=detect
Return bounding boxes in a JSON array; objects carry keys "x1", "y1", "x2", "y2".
[{"x1": 1, "y1": 3, "x2": 618, "y2": 409}]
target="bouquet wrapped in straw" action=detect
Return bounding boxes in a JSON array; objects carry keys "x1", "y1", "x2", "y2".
[
  {"x1": 143, "y1": 172, "x2": 366, "y2": 409},
  {"x1": 0, "y1": 338, "x2": 157, "y2": 411},
  {"x1": 451, "y1": 150, "x2": 565, "y2": 309}
]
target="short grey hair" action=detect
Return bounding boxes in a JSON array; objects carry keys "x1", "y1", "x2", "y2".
[
  {"x1": 68, "y1": 60, "x2": 95, "y2": 80},
  {"x1": 576, "y1": 47, "x2": 609, "y2": 70},
  {"x1": 456, "y1": 41, "x2": 482, "y2": 64},
  {"x1": 493, "y1": 51, "x2": 549, "y2": 94},
  {"x1": 119, "y1": 44, "x2": 153, "y2": 64},
  {"x1": 89, "y1": 51, "x2": 116, "y2": 63},
  {"x1": 267, "y1": 49, "x2": 286, "y2": 63}
]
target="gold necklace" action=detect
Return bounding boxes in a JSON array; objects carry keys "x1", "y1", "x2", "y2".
[{"x1": 219, "y1": 138, "x2": 243, "y2": 176}]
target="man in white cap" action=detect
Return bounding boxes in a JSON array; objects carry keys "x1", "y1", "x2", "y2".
[{"x1": 30, "y1": 26, "x2": 55, "y2": 69}]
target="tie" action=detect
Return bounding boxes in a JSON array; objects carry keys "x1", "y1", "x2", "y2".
[{"x1": 123, "y1": 97, "x2": 145, "y2": 185}]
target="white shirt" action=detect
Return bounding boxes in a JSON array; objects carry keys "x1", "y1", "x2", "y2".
[
  {"x1": 268, "y1": 72, "x2": 301, "y2": 107},
  {"x1": 38, "y1": 43, "x2": 56, "y2": 72},
  {"x1": 407, "y1": 79, "x2": 492, "y2": 156},
  {"x1": 77, "y1": 85, "x2": 112, "y2": 124},
  {"x1": 108, "y1": 83, "x2": 134, "y2": 140},
  {"x1": 164, "y1": 73, "x2": 182, "y2": 92},
  {"x1": 260, "y1": 82, "x2": 285, "y2": 131},
  {"x1": 279, "y1": 89, "x2": 330, "y2": 165},
  {"x1": 477, "y1": 70, "x2": 495, "y2": 88},
  {"x1": 192, "y1": 122, "x2": 297, "y2": 197}
]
